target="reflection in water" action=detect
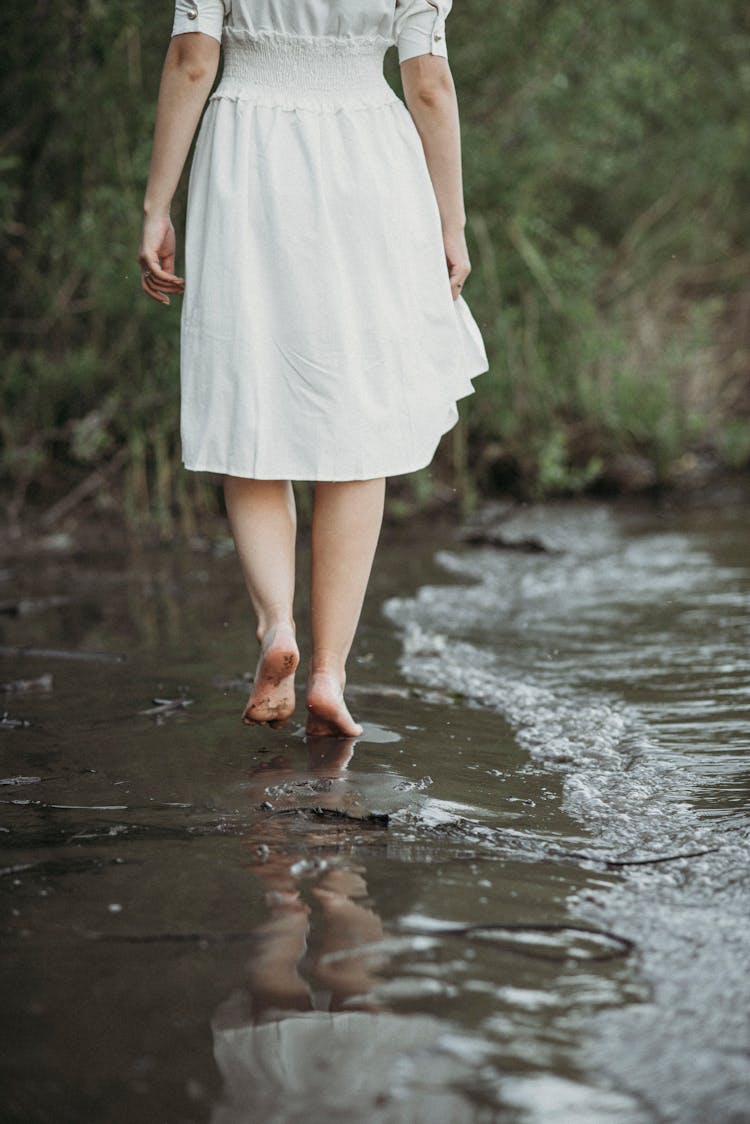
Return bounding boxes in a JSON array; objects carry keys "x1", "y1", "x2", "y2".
[
  {"x1": 244, "y1": 739, "x2": 385, "y2": 1017},
  {"x1": 210, "y1": 739, "x2": 475, "y2": 1124},
  {"x1": 6, "y1": 499, "x2": 746, "y2": 1121}
]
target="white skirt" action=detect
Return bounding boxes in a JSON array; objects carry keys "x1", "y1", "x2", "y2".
[{"x1": 181, "y1": 31, "x2": 489, "y2": 481}]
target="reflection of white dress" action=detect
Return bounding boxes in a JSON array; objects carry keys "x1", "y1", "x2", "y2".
[
  {"x1": 211, "y1": 1000, "x2": 476, "y2": 1123},
  {"x1": 172, "y1": 0, "x2": 488, "y2": 481}
]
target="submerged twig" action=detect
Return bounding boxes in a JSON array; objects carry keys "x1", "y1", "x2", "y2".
[
  {"x1": 72, "y1": 920, "x2": 633, "y2": 961},
  {"x1": 424, "y1": 818, "x2": 721, "y2": 870},
  {"x1": 139, "y1": 697, "x2": 193, "y2": 717},
  {"x1": 0, "y1": 714, "x2": 31, "y2": 730},
  {"x1": 265, "y1": 805, "x2": 389, "y2": 828},
  {"x1": 80, "y1": 928, "x2": 261, "y2": 946},
  {"x1": 0, "y1": 646, "x2": 126, "y2": 664},
  {"x1": 432, "y1": 921, "x2": 634, "y2": 961},
  {"x1": 549, "y1": 845, "x2": 721, "y2": 868},
  {"x1": 1, "y1": 855, "x2": 136, "y2": 879}
]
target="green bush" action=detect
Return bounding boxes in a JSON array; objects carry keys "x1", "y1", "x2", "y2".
[{"x1": 2, "y1": 0, "x2": 749, "y2": 529}]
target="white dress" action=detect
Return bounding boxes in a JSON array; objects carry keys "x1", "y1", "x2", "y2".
[{"x1": 172, "y1": 0, "x2": 489, "y2": 481}]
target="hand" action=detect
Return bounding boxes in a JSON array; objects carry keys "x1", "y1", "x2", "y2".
[
  {"x1": 443, "y1": 227, "x2": 471, "y2": 301},
  {"x1": 138, "y1": 213, "x2": 185, "y2": 305}
]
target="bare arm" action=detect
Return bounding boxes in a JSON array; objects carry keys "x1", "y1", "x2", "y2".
[
  {"x1": 400, "y1": 55, "x2": 469, "y2": 300},
  {"x1": 138, "y1": 33, "x2": 220, "y2": 304}
]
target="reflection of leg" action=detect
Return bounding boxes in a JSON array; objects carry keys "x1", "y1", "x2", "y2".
[
  {"x1": 306, "y1": 736, "x2": 356, "y2": 775},
  {"x1": 310, "y1": 867, "x2": 386, "y2": 1008},
  {"x1": 307, "y1": 479, "x2": 385, "y2": 737},
  {"x1": 223, "y1": 477, "x2": 300, "y2": 726},
  {"x1": 246, "y1": 892, "x2": 312, "y2": 1014}
]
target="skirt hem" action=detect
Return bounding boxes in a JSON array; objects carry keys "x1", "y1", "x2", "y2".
[{"x1": 181, "y1": 374, "x2": 485, "y2": 482}]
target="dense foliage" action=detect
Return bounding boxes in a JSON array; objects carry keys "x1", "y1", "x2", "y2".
[{"x1": 2, "y1": 0, "x2": 749, "y2": 530}]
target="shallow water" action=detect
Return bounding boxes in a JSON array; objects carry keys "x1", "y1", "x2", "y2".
[{"x1": 1, "y1": 490, "x2": 748, "y2": 1123}]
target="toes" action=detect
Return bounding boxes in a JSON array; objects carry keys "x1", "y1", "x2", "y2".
[
  {"x1": 243, "y1": 704, "x2": 293, "y2": 727},
  {"x1": 242, "y1": 689, "x2": 296, "y2": 727}
]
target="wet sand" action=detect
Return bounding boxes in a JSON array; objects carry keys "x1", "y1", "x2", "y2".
[{"x1": 1, "y1": 493, "x2": 748, "y2": 1122}]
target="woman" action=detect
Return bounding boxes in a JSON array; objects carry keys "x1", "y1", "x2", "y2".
[{"x1": 138, "y1": 0, "x2": 488, "y2": 737}]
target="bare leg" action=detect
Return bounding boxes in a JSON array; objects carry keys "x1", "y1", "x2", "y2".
[
  {"x1": 246, "y1": 891, "x2": 312, "y2": 1014},
  {"x1": 223, "y1": 476, "x2": 299, "y2": 726},
  {"x1": 311, "y1": 866, "x2": 386, "y2": 1009},
  {"x1": 307, "y1": 478, "x2": 385, "y2": 737}
]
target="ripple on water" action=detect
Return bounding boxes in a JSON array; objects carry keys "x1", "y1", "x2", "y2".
[{"x1": 384, "y1": 500, "x2": 750, "y2": 1122}]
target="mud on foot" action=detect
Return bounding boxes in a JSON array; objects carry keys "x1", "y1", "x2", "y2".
[{"x1": 242, "y1": 623, "x2": 299, "y2": 728}]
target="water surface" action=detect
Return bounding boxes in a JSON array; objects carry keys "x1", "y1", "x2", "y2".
[{"x1": 1, "y1": 491, "x2": 748, "y2": 1122}]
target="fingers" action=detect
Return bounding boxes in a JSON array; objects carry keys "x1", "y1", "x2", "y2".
[
  {"x1": 138, "y1": 254, "x2": 184, "y2": 306},
  {"x1": 140, "y1": 257, "x2": 184, "y2": 289},
  {"x1": 449, "y1": 261, "x2": 470, "y2": 302},
  {"x1": 141, "y1": 273, "x2": 171, "y2": 305}
]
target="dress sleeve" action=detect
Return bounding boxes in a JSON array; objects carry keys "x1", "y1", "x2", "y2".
[
  {"x1": 171, "y1": 0, "x2": 229, "y2": 44},
  {"x1": 394, "y1": 0, "x2": 452, "y2": 64}
]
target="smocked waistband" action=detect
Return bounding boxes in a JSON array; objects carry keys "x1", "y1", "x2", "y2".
[{"x1": 218, "y1": 30, "x2": 390, "y2": 95}]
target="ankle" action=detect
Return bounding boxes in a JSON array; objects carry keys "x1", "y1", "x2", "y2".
[
  {"x1": 257, "y1": 616, "x2": 296, "y2": 645},
  {"x1": 309, "y1": 651, "x2": 347, "y2": 684}
]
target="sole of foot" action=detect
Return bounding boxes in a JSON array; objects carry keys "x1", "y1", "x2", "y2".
[
  {"x1": 242, "y1": 624, "x2": 299, "y2": 728},
  {"x1": 305, "y1": 671, "x2": 363, "y2": 738}
]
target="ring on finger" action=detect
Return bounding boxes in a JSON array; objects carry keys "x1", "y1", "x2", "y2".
[{"x1": 143, "y1": 270, "x2": 152, "y2": 280}]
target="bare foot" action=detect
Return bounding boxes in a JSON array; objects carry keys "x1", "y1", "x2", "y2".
[
  {"x1": 306, "y1": 671, "x2": 363, "y2": 738},
  {"x1": 242, "y1": 622, "x2": 299, "y2": 728}
]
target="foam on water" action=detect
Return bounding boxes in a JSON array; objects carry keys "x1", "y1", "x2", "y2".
[{"x1": 384, "y1": 502, "x2": 750, "y2": 1122}]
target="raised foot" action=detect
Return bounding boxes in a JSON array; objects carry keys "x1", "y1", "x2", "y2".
[
  {"x1": 306, "y1": 671, "x2": 363, "y2": 738},
  {"x1": 242, "y1": 623, "x2": 299, "y2": 728}
]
